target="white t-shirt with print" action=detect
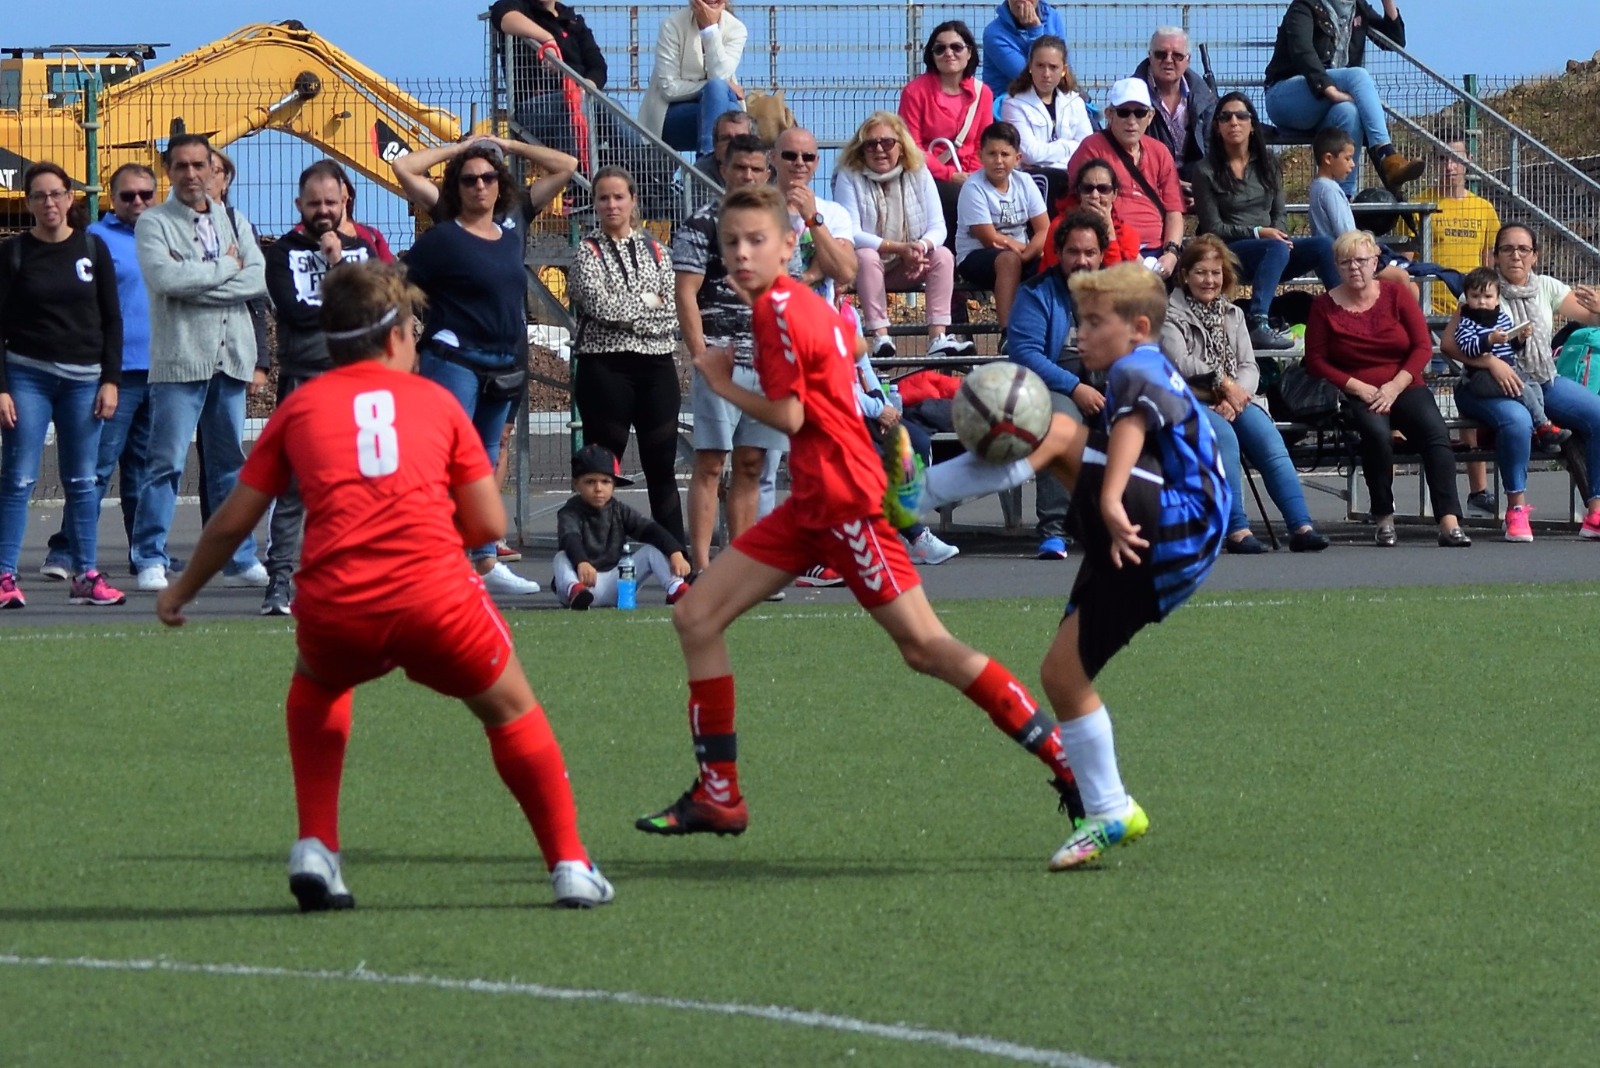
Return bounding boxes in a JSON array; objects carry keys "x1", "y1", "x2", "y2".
[{"x1": 954, "y1": 171, "x2": 1047, "y2": 263}]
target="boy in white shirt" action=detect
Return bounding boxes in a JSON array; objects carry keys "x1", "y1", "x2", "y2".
[{"x1": 954, "y1": 121, "x2": 1049, "y2": 347}]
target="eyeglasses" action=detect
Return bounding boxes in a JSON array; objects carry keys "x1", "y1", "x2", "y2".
[
  {"x1": 862, "y1": 137, "x2": 898, "y2": 153},
  {"x1": 1151, "y1": 49, "x2": 1188, "y2": 61},
  {"x1": 931, "y1": 41, "x2": 968, "y2": 56},
  {"x1": 1077, "y1": 183, "x2": 1115, "y2": 196},
  {"x1": 1113, "y1": 106, "x2": 1150, "y2": 119},
  {"x1": 1217, "y1": 110, "x2": 1252, "y2": 123},
  {"x1": 27, "y1": 189, "x2": 71, "y2": 203},
  {"x1": 1496, "y1": 244, "x2": 1535, "y2": 256},
  {"x1": 117, "y1": 189, "x2": 156, "y2": 204},
  {"x1": 1337, "y1": 255, "x2": 1379, "y2": 270},
  {"x1": 459, "y1": 171, "x2": 498, "y2": 187},
  {"x1": 779, "y1": 150, "x2": 818, "y2": 164}
]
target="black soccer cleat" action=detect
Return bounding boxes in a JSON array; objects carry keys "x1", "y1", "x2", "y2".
[
  {"x1": 635, "y1": 782, "x2": 749, "y2": 837},
  {"x1": 1051, "y1": 775, "x2": 1086, "y2": 825}
]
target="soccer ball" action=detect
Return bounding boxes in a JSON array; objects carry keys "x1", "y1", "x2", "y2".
[{"x1": 952, "y1": 363, "x2": 1053, "y2": 462}]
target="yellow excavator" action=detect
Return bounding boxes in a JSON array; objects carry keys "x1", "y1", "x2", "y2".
[{"x1": 0, "y1": 20, "x2": 464, "y2": 228}]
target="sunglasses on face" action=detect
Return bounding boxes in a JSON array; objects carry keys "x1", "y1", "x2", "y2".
[
  {"x1": 932, "y1": 41, "x2": 968, "y2": 56},
  {"x1": 1151, "y1": 49, "x2": 1188, "y2": 61},
  {"x1": 1217, "y1": 110, "x2": 1252, "y2": 123},
  {"x1": 117, "y1": 189, "x2": 156, "y2": 203},
  {"x1": 1078, "y1": 182, "x2": 1115, "y2": 195},
  {"x1": 1113, "y1": 106, "x2": 1150, "y2": 119},
  {"x1": 862, "y1": 137, "x2": 898, "y2": 153},
  {"x1": 779, "y1": 150, "x2": 818, "y2": 163},
  {"x1": 459, "y1": 171, "x2": 498, "y2": 187}
]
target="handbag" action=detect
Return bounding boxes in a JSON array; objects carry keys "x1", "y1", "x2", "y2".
[
  {"x1": 1271, "y1": 362, "x2": 1340, "y2": 425},
  {"x1": 482, "y1": 367, "x2": 529, "y2": 402},
  {"x1": 1556, "y1": 326, "x2": 1600, "y2": 395},
  {"x1": 928, "y1": 87, "x2": 984, "y2": 174}
]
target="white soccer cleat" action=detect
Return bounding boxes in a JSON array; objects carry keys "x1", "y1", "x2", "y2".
[
  {"x1": 135, "y1": 565, "x2": 168, "y2": 592},
  {"x1": 287, "y1": 837, "x2": 355, "y2": 912},
  {"x1": 222, "y1": 562, "x2": 270, "y2": 588},
  {"x1": 549, "y1": 860, "x2": 615, "y2": 908},
  {"x1": 483, "y1": 562, "x2": 541, "y2": 596},
  {"x1": 906, "y1": 529, "x2": 959, "y2": 565}
]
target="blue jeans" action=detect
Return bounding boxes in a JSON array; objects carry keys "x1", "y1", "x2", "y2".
[
  {"x1": 132, "y1": 375, "x2": 258, "y2": 574},
  {"x1": 1231, "y1": 402, "x2": 1314, "y2": 530},
  {"x1": 420, "y1": 345, "x2": 517, "y2": 560},
  {"x1": 1455, "y1": 375, "x2": 1600, "y2": 500},
  {"x1": 660, "y1": 79, "x2": 742, "y2": 156},
  {"x1": 47, "y1": 369, "x2": 151, "y2": 563},
  {"x1": 1204, "y1": 408, "x2": 1250, "y2": 536},
  {"x1": 1265, "y1": 68, "x2": 1392, "y2": 196},
  {"x1": 0, "y1": 364, "x2": 102, "y2": 576},
  {"x1": 1229, "y1": 237, "x2": 1340, "y2": 319}
]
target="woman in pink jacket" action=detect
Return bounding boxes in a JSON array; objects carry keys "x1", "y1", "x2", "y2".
[{"x1": 898, "y1": 20, "x2": 994, "y2": 250}]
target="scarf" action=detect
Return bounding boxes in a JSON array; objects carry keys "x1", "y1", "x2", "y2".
[
  {"x1": 1316, "y1": 0, "x2": 1358, "y2": 68},
  {"x1": 864, "y1": 164, "x2": 911, "y2": 267},
  {"x1": 1497, "y1": 273, "x2": 1555, "y2": 383},
  {"x1": 1186, "y1": 292, "x2": 1238, "y2": 380}
]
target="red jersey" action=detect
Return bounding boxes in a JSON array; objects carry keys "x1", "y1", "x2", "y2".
[
  {"x1": 239, "y1": 361, "x2": 492, "y2": 613},
  {"x1": 751, "y1": 277, "x2": 886, "y2": 526}
]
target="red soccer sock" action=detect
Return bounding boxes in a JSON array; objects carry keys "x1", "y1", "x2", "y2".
[
  {"x1": 688, "y1": 675, "x2": 740, "y2": 804},
  {"x1": 485, "y1": 707, "x2": 587, "y2": 871},
  {"x1": 962, "y1": 659, "x2": 1075, "y2": 780},
  {"x1": 285, "y1": 673, "x2": 353, "y2": 852}
]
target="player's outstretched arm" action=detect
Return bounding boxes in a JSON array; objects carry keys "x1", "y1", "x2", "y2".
[
  {"x1": 451, "y1": 475, "x2": 509, "y2": 549},
  {"x1": 155, "y1": 485, "x2": 274, "y2": 626}
]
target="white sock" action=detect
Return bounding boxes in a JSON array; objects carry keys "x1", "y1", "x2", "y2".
[
  {"x1": 1056, "y1": 706, "x2": 1128, "y2": 816},
  {"x1": 923, "y1": 455, "x2": 1035, "y2": 510}
]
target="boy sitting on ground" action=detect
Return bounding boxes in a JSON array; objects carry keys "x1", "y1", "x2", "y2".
[{"x1": 555, "y1": 443, "x2": 691, "y2": 609}]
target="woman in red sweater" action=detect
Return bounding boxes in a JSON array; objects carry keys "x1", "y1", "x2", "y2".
[
  {"x1": 1039, "y1": 159, "x2": 1143, "y2": 274},
  {"x1": 1304, "y1": 229, "x2": 1469, "y2": 547},
  {"x1": 898, "y1": 21, "x2": 993, "y2": 250}
]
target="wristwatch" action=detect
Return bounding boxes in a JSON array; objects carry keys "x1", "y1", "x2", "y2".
[
  {"x1": 808, "y1": 211, "x2": 826, "y2": 229},
  {"x1": 1161, "y1": 241, "x2": 1182, "y2": 257}
]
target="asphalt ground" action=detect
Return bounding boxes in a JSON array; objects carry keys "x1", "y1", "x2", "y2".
[{"x1": 5, "y1": 465, "x2": 1596, "y2": 628}]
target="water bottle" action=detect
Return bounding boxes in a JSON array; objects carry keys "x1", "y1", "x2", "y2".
[
  {"x1": 616, "y1": 543, "x2": 637, "y2": 611},
  {"x1": 887, "y1": 384, "x2": 903, "y2": 413}
]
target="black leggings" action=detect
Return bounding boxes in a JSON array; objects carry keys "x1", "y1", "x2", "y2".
[
  {"x1": 574, "y1": 350, "x2": 686, "y2": 545},
  {"x1": 1343, "y1": 385, "x2": 1462, "y2": 520}
]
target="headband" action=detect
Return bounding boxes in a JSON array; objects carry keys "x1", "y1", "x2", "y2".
[{"x1": 323, "y1": 306, "x2": 400, "y2": 341}]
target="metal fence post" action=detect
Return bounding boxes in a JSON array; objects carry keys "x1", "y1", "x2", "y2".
[
  {"x1": 83, "y1": 72, "x2": 103, "y2": 223},
  {"x1": 1462, "y1": 73, "x2": 1481, "y2": 196}
]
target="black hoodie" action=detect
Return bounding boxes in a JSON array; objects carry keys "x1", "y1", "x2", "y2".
[{"x1": 264, "y1": 228, "x2": 376, "y2": 376}]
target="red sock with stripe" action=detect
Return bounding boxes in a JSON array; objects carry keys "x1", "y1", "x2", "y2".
[
  {"x1": 285, "y1": 673, "x2": 353, "y2": 851},
  {"x1": 688, "y1": 675, "x2": 740, "y2": 804},
  {"x1": 962, "y1": 658, "x2": 1076, "y2": 780},
  {"x1": 485, "y1": 708, "x2": 588, "y2": 870}
]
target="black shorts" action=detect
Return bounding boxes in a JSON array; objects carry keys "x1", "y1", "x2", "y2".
[
  {"x1": 958, "y1": 247, "x2": 1006, "y2": 289},
  {"x1": 1062, "y1": 433, "x2": 1164, "y2": 679}
]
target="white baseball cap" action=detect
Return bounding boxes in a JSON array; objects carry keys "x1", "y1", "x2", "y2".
[{"x1": 1108, "y1": 78, "x2": 1153, "y2": 109}]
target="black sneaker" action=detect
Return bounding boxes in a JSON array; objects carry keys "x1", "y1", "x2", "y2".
[
  {"x1": 1466, "y1": 490, "x2": 1498, "y2": 517},
  {"x1": 260, "y1": 575, "x2": 293, "y2": 617},
  {"x1": 1248, "y1": 317, "x2": 1295, "y2": 351},
  {"x1": 635, "y1": 782, "x2": 749, "y2": 836},
  {"x1": 1051, "y1": 776, "x2": 1086, "y2": 824}
]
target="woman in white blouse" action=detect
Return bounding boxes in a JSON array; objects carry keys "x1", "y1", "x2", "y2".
[
  {"x1": 999, "y1": 35, "x2": 1091, "y2": 204},
  {"x1": 832, "y1": 111, "x2": 975, "y2": 363},
  {"x1": 638, "y1": 0, "x2": 747, "y2": 156}
]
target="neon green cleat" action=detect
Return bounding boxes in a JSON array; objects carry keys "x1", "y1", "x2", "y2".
[
  {"x1": 880, "y1": 425, "x2": 925, "y2": 529},
  {"x1": 1047, "y1": 798, "x2": 1149, "y2": 871}
]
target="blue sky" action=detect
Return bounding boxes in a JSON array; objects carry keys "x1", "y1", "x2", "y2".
[{"x1": 5, "y1": 1, "x2": 1592, "y2": 84}]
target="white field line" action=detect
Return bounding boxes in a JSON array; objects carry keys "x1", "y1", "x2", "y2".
[{"x1": 0, "y1": 953, "x2": 1116, "y2": 1068}]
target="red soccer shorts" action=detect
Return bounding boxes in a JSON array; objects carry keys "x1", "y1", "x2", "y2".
[
  {"x1": 294, "y1": 575, "x2": 514, "y2": 699},
  {"x1": 732, "y1": 499, "x2": 921, "y2": 609}
]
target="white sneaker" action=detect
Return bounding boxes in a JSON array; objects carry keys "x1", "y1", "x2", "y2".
[
  {"x1": 549, "y1": 860, "x2": 615, "y2": 908},
  {"x1": 222, "y1": 562, "x2": 270, "y2": 588},
  {"x1": 483, "y1": 561, "x2": 541, "y2": 596},
  {"x1": 907, "y1": 529, "x2": 959, "y2": 564},
  {"x1": 136, "y1": 565, "x2": 168, "y2": 592},
  {"x1": 287, "y1": 837, "x2": 355, "y2": 912},
  {"x1": 927, "y1": 333, "x2": 976, "y2": 358},
  {"x1": 871, "y1": 335, "x2": 896, "y2": 360}
]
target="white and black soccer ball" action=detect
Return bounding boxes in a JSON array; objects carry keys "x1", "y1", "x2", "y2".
[{"x1": 952, "y1": 362, "x2": 1053, "y2": 463}]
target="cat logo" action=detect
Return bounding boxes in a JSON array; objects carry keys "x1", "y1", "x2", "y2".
[{"x1": 372, "y1": 119, "x2": 412, "y2": 164}]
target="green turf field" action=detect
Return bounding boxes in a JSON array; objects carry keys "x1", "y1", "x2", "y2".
[{"x1": 3, "y1": 585, "x2": 1598, "y2": 1067}]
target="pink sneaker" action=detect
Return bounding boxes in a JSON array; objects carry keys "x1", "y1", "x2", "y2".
[
  {"x1": 0, "y1": 572, "x2": 25, "y2": 609},
  {"x1": 1504, "y1": 505, "x2": 1534, "y2": 543},
  {"x1": 69, "y1": 570, "x2": 126, "y2": 606},
  {"x1": 1583, "y1": 509, "x2": 1600, "y2": 541}
]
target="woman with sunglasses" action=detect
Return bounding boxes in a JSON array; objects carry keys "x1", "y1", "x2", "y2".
[
  {"x1": 1163, "y1": 236, "x2": 1329, "y2": 553},
  {"x1": 1038, "y1": 160, "x2": 1141, "y2": 274},
  {"x1": 898, "y1": 21, "x2": 993, "y2": 247},
  {"x1": 639, "y1": 0, "x2": 747, "y2": 157},
  {"x1": 1263, "y1": 0, "x2": 1423, "y2": 196},
  {"x1": 832, "y1": 111, "x2": 971, "y2": 363},
  {"x1": 0, "y1": 162, "x2": 125, "y2": 608},
  {"x1": 1304, "y1": 229, "x2": 1468, "y2": 547},
  {"x1": 1440, "y1": 224, "x2": 1600, "y2": 542},
  {"x1": 1192, "y1": 91, "x2": 1339, "y2": 351},
  {"x1": 1000, "y1": 35, "x2": 1091, "y2": 206},
  {"x1": 399, "y1": 136, "x2": 577, "y2": 596}
]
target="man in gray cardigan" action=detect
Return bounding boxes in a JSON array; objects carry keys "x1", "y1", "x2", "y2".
[{"x1": 131, "y1": 133, "x2": 270, "y2": 592}]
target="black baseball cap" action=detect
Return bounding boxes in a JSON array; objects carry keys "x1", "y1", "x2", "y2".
[{"x1": 571, "y1": 443, "x2": 634, "y2": 486}]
